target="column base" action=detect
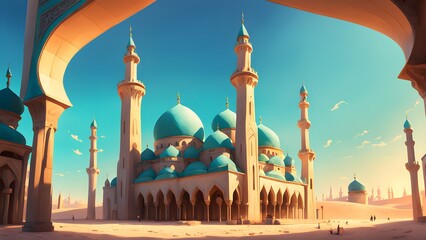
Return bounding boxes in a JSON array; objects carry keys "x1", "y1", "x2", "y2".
[{"x1": 22, "y1": 221, "x2": 54, "y2": 232}]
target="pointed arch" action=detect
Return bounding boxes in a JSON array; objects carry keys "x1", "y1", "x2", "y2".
[
  {"x1": 231, "y1": 187, "x2": 241, "y2": 220},
  {"x1": 156, "y1": 191, "x2": 166, "y2": 220},
  {"x1": 209, "y1": 185, "x2": 225, "y2": 222},
  {"x1": 166, "y1": 190, "x2": 177, "y2": 221},
  {"x1": 137, "y1": 193, "x2": 145, "y2": 220},
  {"x1": 146, "y1": 193, "x2": 155, "y2": 220},
  {"x1": 179, "y1": 189, "x2": 191, "y2": 220}
]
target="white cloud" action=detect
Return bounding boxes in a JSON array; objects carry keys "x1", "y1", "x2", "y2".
[
  {"x1": 354, "y1": 130, "x2": 368, "y2": 138},
  {"x1": 357, "y1": 140, "x2": 371, "y2": 149},
  {"x1": 405, "y1": 100, "x2": 421, "y2": 114},
  {"x1": 71, "y1": 134, "x2": 83, "y2": 142},
  {"x1": 375, "y1": 136, "x2": 382, "y2": 140},
  {"x1": 331, "y1": 101, "x2": 348, "y2": 111},
  {"x1": 323, "y1": 139, "x2": 332, "y2": 148},
  {"x1": 73, "y1": 149, "x2": 83, "y2": 155},
  {"x1": 100, "y1": 136, "x2": 107, "y2": 139},
  {"x1": 335, "y1": 140, "x2": 342, "y2": 144},
  {"x1": 372, "y1": 141, "x2": 387, "y2": 147},
  {"x1": 54, "y1": 173, "x2": 65, "y2": 177},
  {"x1": 98, "y1": 149, "x2": 104, "y2": 153},
  {"x1": 390, "y1": 134, "x2": 403, "y2": 143},
  {"x1": 77, "y1": 169, "x2": 83, "y2": 173},
  {"x1": 343, "y1": 155, "x2": 354, "y2": 159}
]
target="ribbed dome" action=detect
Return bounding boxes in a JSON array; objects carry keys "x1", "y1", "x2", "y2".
[
  {"x1": 183, "y1": 161, "x2": 207, "y2": 177},
  {"x1": 258, "y1": 124, "x2": 280, "y2": 148},
  {"x1": 258, "y1": 153, "x2": 269, "y2": 162},
  {"x1": 0, "y1": 123, "x2": 26, "y2": 145},
  {"x1": 155, "y1": 167, "x2": 177, "y2": 180},
  {"x1": 141, "y1": 147, "x2": 156, "y2": 161},
  {"x1": 285, "y1": 172, "x2": 303, "y2": 183},
  {"x1": 154, "y1": 103, "x2": 204, "y2": 141},
  {"x1": 348, "y1": 179, "x2": 366, "y2": 192},
  {"x1": 135, "y1": 168, "x2": 156, "y2": 183},
  {"x1": 0, "y1": 87, "x2": 24, "y2": 115},
  {"x1": 265, "y1": 170, "x2": 285, "y2": 181},
  {"x1": 211, "y1": 108, "x2": 236, "y2": 131},
  {"x1": 184, "y1": 146, "x2": 199, "y2": 159},
  {"x1": 284, "y1": 155, "x2": 295, "y2": 167},
  {"x1": 208, "y1": 155, "x2": 237, "y2": 173},
  {"x1": 111, "y1": 177, "x2": 117, "y2": 187},
  {"x1": 268, "y1": 156, "x2": 284, "y2": 167},
  {"x1": 160, "y1": 145, "x2": 180, "y2": 158},
  {"x1": 204, "y1": 130, "x2": 233, "y2": 150}
]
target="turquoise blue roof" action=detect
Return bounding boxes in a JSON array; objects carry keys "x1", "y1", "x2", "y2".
[
  {"x1": 285, "y1": 172, "x2": 303, "y2": 183},
  {"x1": 238, "y1": 23, "x2": 249, "y2": 39},
  {"x1": 134, "y1": 168, "x2": 156, "y2": 183},
  {"x1": 265, "y1": 170, "x2": 285, "y2": 181},
  {"x1": 268, "y1": 156, "x2": 285, "y2": 167},
  {"x1": 183, "y1": 161, "x2": 207, "y2": 177},
  {"x1": 404, "y1": 119, "x2": 412, "y2": 129},
  {"x1": 204, "y1": 130, "x2": 233, "y2": 150},
  {"x1": 111, "y1": 177, "x2": 117, "y2": 187},
  {"x1": 183, "y1": 146, "x2": 199, "y2": 159},
  {"x1": 0, "y1": 123, "x2": 26, "y2": 145},
  {"x1": 348, "y1": 179, "x2": 366, "y2": 192},
  {"x1": 128, "y1": 34, "x2": 135, "y2": 48},
  {"x1": 160, "y1": 145, "x2": 180, "y2": 158},
  {"x1": 91, "y1": 119, "x2": 97, "y2": 128},
  {"x1": 155, "y1": 167, "x2": 178, "y2": 180},
  {"x1": 154, "y1": 103, "x2": 205, "y2": 141},
  {"x1": 284, "y1": 155, "x2": 295, "y2": 167},
  {"x1": 141, "y1": 147, "x2": 156, "y2": 161},
  {"x1": 211, "y1": 108, "x2": 236, "y2": 131},
  {"x1": 208, "y1": 155, "x2": 237, "y2": 173},
  {"x1": 0, "y1": 87, "x2": 24, "y2": 115},
  {"x1": 258, "y1": 153, "x2": 269, "y2": 162},
  {"x1": 300, "y1": 84, "x2": 307, "y2": 94},
  {"x1": 258, "y1": 124, "x2": 280, "y2": 148}
]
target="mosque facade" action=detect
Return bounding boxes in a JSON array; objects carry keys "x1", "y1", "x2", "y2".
[{"x1": 103, "y1": 19, "x2": 316, "y2": 222}]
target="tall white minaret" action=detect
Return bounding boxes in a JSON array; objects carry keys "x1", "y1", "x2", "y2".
[
  {"x1": 298, "y1": 84, "x2": 316, "y2": 219},
  {"x1": 117, "y1": 27, "x2": 146, "y2": 220},
  {"x1": 403, "y1": 118, "x2": 423, "y2": 221},
  {"x1": 339, "y1": 187, "x2": 343, "y2": 199},
  {"x1": 86, "y1": 119, "x2": 100, "y2": 220},
  {"x1": 230, "y1": 14, "x2": 260, "y2": 222}
]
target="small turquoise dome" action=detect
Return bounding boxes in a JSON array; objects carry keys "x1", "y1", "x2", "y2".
[
  {"x1": 90, "y1": 119, "x2": 97, "y2": 128},
  {"x1": 284, "y1": 155, "x2": 295, "y2": 167},
  {"x1": 0, "y1": 123, "x2": 26, "y2": 145},
  {"x1": 265, "y1": 170, "x2": 285, "y2": 181},
  {"x1": 285, "y1": 172, "x2": 303, "y2": 183},
  {"x1": 258, "y1": 153, "x2": 269, "y2": 162},
  {"x1": 141, "y1": 147, "x2": 156, "y2": 161},
  {"x1": 238, "y1": 23, "x2": 249, "y2": 39},
  {"x1": 184, "y1": 146, "x2": 199, "y2": 159},
  {"x1": 135, "y1": 168, "x2": 156, "y2": 183},
  {"x1": 183, "y1": 161, "x2": 207, "y2": 177},
  {"x1": 300, "y1": 84, "x2": 308, "y2": 94},
  {"x1": 154, "y1": 103, "x2": 204, "y2": 141},
  {"x1": 204, "y1": 130, "x2": 233, "y2": 150},
  {"x1": 209, "y1": 155, "x2": 237, "y2": 173},
  {"x1": 0, "y1": 87, "x2": 24, "y2": 115},
  {"x1": 268, "y1": 156, "x2": 284, "y2": 167},
  {"x1": 160, "y1": 145, "x2": 180, "y2": 158},
  {"x1": 211, "y1": 108, "x2": 236, "y2": 131},
  {"x1": 155, "y1": 167, "x2": 177, "y2": 180},
  {"x1": 110, "y1": 177, "x2": 117, "y2": 187},
  {"x1": 348, "y1": 179, "x2": 366, "y2": 192},
  {"x1": 258, "y1": 124, "x2": 280, "y2": 148},
  {"x1": 404, "y1": 119, "x2": 412, "y2": 129}
]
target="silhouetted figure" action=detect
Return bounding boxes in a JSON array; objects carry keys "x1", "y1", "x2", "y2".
[
  {"x1": 317, "y1": 223, "x2": 321, "y2": 229},
  {"x1": 72, "y1": 215, "x2": 75, "y2": 221},
  {"x1": 370, "y1": 215, "x2": 373, "y2": 222},
  {"x1": 373, "y1": 215, "x2": 376, "y2": 221},
  {"x1": 137, "y1": 215, "x2": 141, "y2": 221},
  {"x1": 345, "y1": 220, "x2": 348, "y2": 225},
  {"x1": 329, "y1": 228, "x2": 333, "y2": 234},
  {"x1": 337, "y1": 224, "x2": 340, "y2": 235}
]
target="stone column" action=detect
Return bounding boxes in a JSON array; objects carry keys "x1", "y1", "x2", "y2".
[
  {"x1": 165, "y1": 203, "x2": 169, "y2": 221},
  {"x1": 278, "y1": 204, "x2": 282, "y2": 219},
  {"x1": 237, "y1": 201, "x2": 241, "y2": 219},
  {"x1": 216, "y1": 198, "x2": 223, "y2": 223},
  {"x1": 144, "y1": 202, "x2": 148, "y2": 220},
  {"x1": 204, "y1": 200, "x2": 210, "y2": 222},
  {"x1": 23, "y1": 96, "x2": 68, "y2": 232},
  {"x1": 176, "y1": 201, "x2": 181, "y2": 221},
  {"x1": 286, "y1": 204, "x2": 289, "y2": 219},
  {"x1": 225, "y1": 200, "x2": 232, "y2": 222},
  {"x1": 191, "y1": 201, "x2": 195, "y2": 220},
  {"x1": 2, "y1": 188, "x2": 12, "y2": 224},
  {"x1": 272, "y1": 202, "x2": 276, "y2": 218}
]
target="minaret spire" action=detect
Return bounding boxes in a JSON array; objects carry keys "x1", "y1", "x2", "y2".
[
  {"x1": 6, "y1": 66, "x2": 12, "y2": 88},
  {"x1": 87, "y1": 119, "x2": 100, "y2": 220},
  {"x1": 226, "y1": 97, "x2": 229, "y2": 109}
]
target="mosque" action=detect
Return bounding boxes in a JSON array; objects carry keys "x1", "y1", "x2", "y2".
[{"x1": 102, "y1": 18, "x2": 316, "y2": 223}]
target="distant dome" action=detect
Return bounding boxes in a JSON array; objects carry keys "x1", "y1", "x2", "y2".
[
  {"x1": 183, "y1": 146, "x2": 199, "y2": 159},
  {"x1": 154, "y1": 103, "x2": 204, "y2": 141},
  {"x1": 155, "y1": 167, "x2": 178, "y2": 180},
  {"x1": 135, "y1": 168, "x2": 156, "y2": 183},
  {"x1": 0, "y1": 123, "x2": 26, "y2": 145},
  {"x1": 258, "y1": 124, "x2": 280, "y2": 148},
  {"x1": 268, "y1": 156, "x2": 284, "y2": 167},
  {"x1": 160, "y1": 145, "x2": 180, "y2": 158},
  {"x1": 258, "y1": 153, "x2": 269, "y2": 162},
  {"x1": 111, "y1": 177, "x2": 117, "y2": 187},
  {"x1": 0, "y1": 87, "x2": 24, "y2": 115},
  {"x1": 265, "y1": 170, "x2": 285, "y2": 181},
  {"x1": 211, "y1": 108, "x2": 236, "y2": 131},
  {"x1": 348, "y1": 179, "x2": 366, "y2": 192},
  {"x1": 204, "y1": 130, "x2": 233, "y2": 150},
  {"x1": 284, "y1": 155, "x2": 295, "y2": 167},
  {"x1": 285, "y1": 172, "x2": 303, "y2": 183},
  {"x1": 208, "y1": 155, "x2": 237, "y2": 173},
  {"x1": 183, "y1": 161, "x2": 207, "y2": 177},
  {"x1": 141, "y1": 147, "x2": 156, "y2": 161}
]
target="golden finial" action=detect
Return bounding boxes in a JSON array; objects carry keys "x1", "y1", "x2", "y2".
[
  {"x1": 177, "y1": 92, "x2": 180, "y2": 104},
  {"x1": 226, "y1": 97, "x2": 229, "y2": 109},
  {"x1": 242, "y1": 11, "x2": 244, "y2": 24},
  {"x1": 354, "y1": 173, "x2": 356, "y2": 180},
  {"x1": 130, "y1": 25, "x2": 133, "y2": 37},
  {"x1": 146, "y1": 144, "x2": 148, "y2": 149}
]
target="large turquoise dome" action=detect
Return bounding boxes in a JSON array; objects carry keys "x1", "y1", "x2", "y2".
[
  {"x1": 111, "y1": 177, "x2": 117, "y2": 187},
  {"x1": 258, "y1": 153, "x2": 269, "y2": 162},
  {"x1": 134, "y1": 168, "x2": 156, "y2": 183},
  {"x1": 0, "y1": 123, "x2": 26, "y2": 145},
  {"x1": 211, "y1": 108, "x2": 236, "y2": 131},
  {"x1": 348, "y1": 179, "x2": 366, "y2": 192},
  {"x1": 183, "y1": 161, "x2": 207, "y2": 177},
  {"x1": 0, "y1": 87, "x2": 24, "y2": 115},
  {"x1": 268, "y1": 156, "x2": 284, "y2": 167},
  {"x1": 265, "y1": 170, "x2": 285, "y2": 181},
  {"x1": 209, "y1": 155, "x2": 237, "y2": 173},
  {"x1": 154, "y1": 103, "x2": 204, "y2": 141},
  {"x1": 155, "y1": 167, "x2": 178, "y2": 180},
  {"x1": 258, "y1": 123, "x2": 280, "y2": 148},
  {"x1": 160, "y1": 145, "x2": 180, "y2": 158},
  {"x1": 141, "y1": 147, "x2": 156, "y2": 161},
  {"x1": 204, "y1": 130, "x2": 233, "y2": 150},
  {"x1": 184, "y1": 146, "x2": 199, "y2": 159}
]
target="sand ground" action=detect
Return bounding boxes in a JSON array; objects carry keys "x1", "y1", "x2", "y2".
[{"x1": 1, "y1": 219, "x2": 425, "y2": 240}]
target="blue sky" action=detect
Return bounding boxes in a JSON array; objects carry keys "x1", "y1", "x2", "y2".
[{"x1": 1, "y1": 0, "x2": 425, "y2": 204}]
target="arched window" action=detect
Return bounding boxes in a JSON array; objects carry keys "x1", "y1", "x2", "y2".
[
  {"x1": 175, "y1": 142, "x2": 179, "y2": 146},
  {"x1": 182, "y1": 141, "x2": 187, "y2": 146}
]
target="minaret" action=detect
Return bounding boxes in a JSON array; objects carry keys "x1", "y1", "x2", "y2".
[
  {"x1": 57, "y1": 193, "x2": 62, "y2": 209},
  {"x1": 298, "y1": 84, "x2": 316, "y2": 219},
  {"x1": 388, "y1": 187, "x2": 391, "y2": 199},
  {"x1": 403, "y1": 118, "x2": 423, "y2": 220},
  {"x1": 117, "y1": 27, "x2": 146, "y2": 220},
  {"x1": 339, "y1": 187, "x2": 343, "y2": 199},
  {"x1": 230, "y1": 14, "x2": 260, "y2": 222},
  {"x1": 391, "y1": 188, "x2": 394, "y2": 199},
  {"x1": 371, "y1": 188, "x2": 374, "y2": 202},
  {"x1": 422, "y1": 154, "x2": 426, "y2": 199},
  {"x1": 329, "y1": 187, "x2": 333, "y2": 200},
  {"x1": 86, "y1": 119, "x2": 100, "y2": 220}
]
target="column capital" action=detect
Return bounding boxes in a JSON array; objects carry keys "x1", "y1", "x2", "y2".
[
  {"x1": 3, "y1": 188, "x2": 12, "y2": 194},
  {"x1": 399, "y1": 63, "x2": 426, "y2": 98},
  {"x1": 24, "y1": 95, "x2": 69, "y2": 130}
]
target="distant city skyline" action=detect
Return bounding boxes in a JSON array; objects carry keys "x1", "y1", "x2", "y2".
[{"x1": 1, "y1": 0, "x2": 425, "y2": 204}]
